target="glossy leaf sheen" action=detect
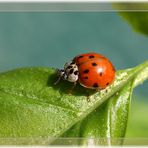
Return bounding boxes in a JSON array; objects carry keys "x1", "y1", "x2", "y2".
[
  {"x1": 0, "y1": 61, "x2": 147, "y2": 145},
  {"x1": 74, "y1": 81, "x2": 133, "y2": 146}
]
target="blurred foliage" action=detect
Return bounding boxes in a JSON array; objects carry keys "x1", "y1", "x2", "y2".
[
  {"x1": 126, "y1": 96, "x2": 148, "y2": 137},
  {"x1": 113, "y1": 3, "x2": 148, "y2": 35},
  {"x1": 113, "y1": 3, "x2": 148, "y2": 138}
]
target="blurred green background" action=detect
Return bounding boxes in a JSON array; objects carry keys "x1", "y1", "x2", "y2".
[{"x1": 0, "y1": 10, "x2": 147, "y2": 137}]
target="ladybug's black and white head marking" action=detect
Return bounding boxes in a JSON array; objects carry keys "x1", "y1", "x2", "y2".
[
  {"x1": 64, "y1": 61, "x2": 79, "y2": 82},
  {"x1": 57, "y1": 61, "x2": 79, "y2": 83}
]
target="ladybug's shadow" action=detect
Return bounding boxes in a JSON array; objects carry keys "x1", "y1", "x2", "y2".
[{"x1": 47, "y1": 72, "x2": 96, "y2": 97}]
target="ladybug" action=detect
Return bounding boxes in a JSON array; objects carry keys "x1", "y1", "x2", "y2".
[{"x1": 55, "y1": 52, "x2": 115, "y2": 90}]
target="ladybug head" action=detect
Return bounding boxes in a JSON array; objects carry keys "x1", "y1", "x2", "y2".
[
  {"x1": 56, "y1": 69, "x2": 67, "y2": 80},
  {"x1": 55, "y1": 61, "x2": 79, "y2": 85}
]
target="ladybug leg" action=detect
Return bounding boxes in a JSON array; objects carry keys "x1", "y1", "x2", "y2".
[
  {"x1": 54, "y1": 76, "x2": 61, "y2": 85},
  {"x1": 68, "y1": 81, "x2": 77, "y2": 95},
  {"x1": 95, "y1": 88, "x2": 100, "y2": 92},
  {"x1": 54, "y1": 69, "x2": 65, "y2": 85},
  {"x1": 95, "y1": 87, "x2": 102, "y2": 92},
  {"x1": 86, "y1": 94, "x2": 91, "y2": 102},
  {"x1": 83, "y1": 89, "x2": 91, "y2": 102}
]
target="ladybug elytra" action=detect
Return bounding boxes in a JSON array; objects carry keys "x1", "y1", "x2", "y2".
[{"x1": 55, "y1": 52, "x2": 115, "y2": 90}]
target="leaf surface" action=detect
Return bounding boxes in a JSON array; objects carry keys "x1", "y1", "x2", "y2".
[{"x1": 0, "y1": 61, "x2": 147, "y2": 145}]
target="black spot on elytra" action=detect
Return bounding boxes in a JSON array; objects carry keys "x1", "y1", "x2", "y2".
[
  {"x1": 93, "y1": 83, "x2": 99, "y2": 88},
  {"x1": 92, "y1": 62, "x2": 97, "y2": 66},
  {"x1": 83, "y1": 69, "x2": 89, "y2": 74},
  {"x1": 69, "y1": 69, "x2": 74, "y2": 74},
  {"x1": 78, "y1": 55, "x2": 83, "y2": 59},
  {"x1": 100, "y1": 72, "x2": 103, "y2": 76},
  {"x1": 106, "y1": 82, "x2": 109, "y2": 86},
  {"x1": 84, "y1": 76, "x2": 88, "y2": 79},
  {"x1": 89, "y1": 55, "x2": 95, "y2": 59},
  {"x1": 67, "y1": 65, "x2": 73, "y2": 69},
  {"x1": 74, "y1": 70, "x2": 78, "y2": 75}
]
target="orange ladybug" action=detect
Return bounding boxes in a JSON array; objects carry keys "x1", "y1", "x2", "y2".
[{"x1": 55, "y1": 52, "x2": 115, "y2": 90}]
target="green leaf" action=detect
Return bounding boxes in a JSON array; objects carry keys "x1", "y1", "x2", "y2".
[
  {"x1": 0, "y1": 61, "x2": 148, "y2": 145},
  {"x1": 65, "y1": 81, "x2": 133, "y2": 146},
  {"x1": 113, "y1": 3, "x2": 148, "y2": 35},
  {"x1": 60, "y1": 62, "x2": 148, "y2": 145}
]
